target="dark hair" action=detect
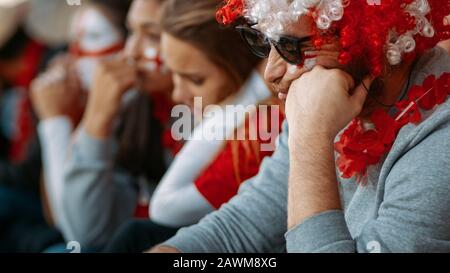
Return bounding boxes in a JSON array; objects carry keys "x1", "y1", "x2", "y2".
[
  {"x1": 161, "y1": 0, "x2": 260, "y2": 89},
  {"x1": 0, "y1": 27, "x2": 29, "y2": 61},
  {"x1": 115, "y1": 92, "x2": 167, "y2": 183}
]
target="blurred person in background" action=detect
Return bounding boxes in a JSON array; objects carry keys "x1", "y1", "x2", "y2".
[
  {"x1": 24, "y1": 0, "x2": 78, "y2": 47},
  {"x1": 30, "y1": 0, "x2": 133, "y2": 246},
  {"x1": 103, "y1": 0, "x2": 284, "y2": 253},
  {"x1": 60, "y1": 0, "x2": 176, "y2": 251}
]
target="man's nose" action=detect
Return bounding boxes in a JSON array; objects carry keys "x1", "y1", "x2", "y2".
[{"x1": 264, "y1": 47, "x2": 286, "y2": 84}]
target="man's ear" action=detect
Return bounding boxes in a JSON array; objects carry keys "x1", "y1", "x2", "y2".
[{"x1": 444, "y1": 15, "x2": 450, "y2": 26}]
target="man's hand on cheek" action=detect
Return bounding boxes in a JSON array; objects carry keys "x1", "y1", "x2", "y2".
[
  {"x1": 276, "y1": 54, "x2": 343, "y2": 100},
  {"x1": 272, "y1": 64, "x2": 306, "y2": 98},
  {"x1": 285, "y1": 66, "x2": 372, "y2": 144}
]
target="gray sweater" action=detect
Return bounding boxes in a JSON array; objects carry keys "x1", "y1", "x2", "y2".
[
  {"x1": 62, "y1": 128, "x2": 140, "y2": 248},
  {"x1": 163, "y1": 47, "x2": 450, "y2": 253}
]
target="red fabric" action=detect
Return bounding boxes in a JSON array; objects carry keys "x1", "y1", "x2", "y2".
[
  {"x1": 194, "y1": 141, "x2": 266, "y2": 209},
  {"x1": 134, "y1": 204, "x2": 150, "y2": 218},
  {"x1": 13, "y1": 40, "x2": 45, "y2": 88},
  {"x1": 195, "y1": 105, "x2": 285, "y2": 209},
  {"x1": 9, "y1": 96, "x2": 34, "y2": 163},
  {"x1": 216, "y1": 0, "x2": 244, "y2": 25},
  {"x1": 69, "y1": 42, "x2": 124, "y2": 58},
  {"x1": 335, "y1": 72, "x2": 450, "y2": 181},
  {"x1": 150, "y1": 92, "x2": 184, "y2": 156}
]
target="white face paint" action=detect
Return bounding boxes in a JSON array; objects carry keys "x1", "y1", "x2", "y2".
[
  {"x1": 143, "y1": 47, "x2": 168, "y2": 74},
  {"x1": 73, "y1": 7, "x2": 122, "y2": 52},
  {"x1": 71, "y1": 7, "x2": 123, "y2": 90}
]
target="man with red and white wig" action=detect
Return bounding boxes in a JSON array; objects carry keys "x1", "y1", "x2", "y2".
[{"x1": 152, "y1": 0, "x2": 450, "y2": 253}]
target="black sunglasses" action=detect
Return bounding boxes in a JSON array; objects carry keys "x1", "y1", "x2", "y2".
[{"x1": 235, "y1": 25, "x2": 311, "y2": 65}]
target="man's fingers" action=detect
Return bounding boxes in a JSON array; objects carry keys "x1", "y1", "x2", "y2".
[
  {"x1": 276, "y1": 64, "x2": 307, "y2": 92},
  {"x1": 276, "y1": 55, "x2": 338, "y2": 93}
]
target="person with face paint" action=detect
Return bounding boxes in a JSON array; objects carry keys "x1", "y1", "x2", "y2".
[
  {"x1": 60, "y1": 0, "x2": 177, "y2": 250},
  {"x1": 151, "y1": 0, "x2": 450, "y2": 253},
  {"x1": 30, "y1": 0, "x2": 132, "y2": 243}
]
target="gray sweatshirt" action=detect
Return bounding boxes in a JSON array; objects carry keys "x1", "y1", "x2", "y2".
[
  {"x1": 61, "y1": 73, "x2": 270, "y2": 248},
  {"x1": 163, "y1": 47, "x2": 450, "y2": 253}
]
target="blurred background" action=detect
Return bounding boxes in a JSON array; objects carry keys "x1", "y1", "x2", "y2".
[
  {"x1": 0, "y1": 0, "x2": 78, "y2": 182},
  {"x1": 0, "y1": 0, "x2": 82, "y2": 252}
]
